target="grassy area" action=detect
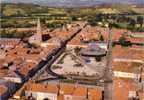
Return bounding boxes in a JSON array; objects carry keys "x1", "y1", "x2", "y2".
[
  {"x1": 57, "y1": 53, "x2": 68, "y2": 64},
  {"x1": 1, "y1": 3, "x2": 144, "y2": 32},
  {"x1": 0, "y1": 29, "x2": 33, "y2": 38},
  {"x1": 52, "y1": 65, "x2": 62, "y2": 69}
]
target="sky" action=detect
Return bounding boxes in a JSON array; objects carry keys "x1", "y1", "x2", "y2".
[{"x1": 1, "y1": 0, "x2": 144, "y2": 6}]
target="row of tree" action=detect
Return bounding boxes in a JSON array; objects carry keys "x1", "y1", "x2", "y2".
[
  {"x1": 0, "y1": 29, "x2": 33, "y2": 38},
  {"x1": 87, "y1": 14, "x2": 144, "y2": 31},
  {"x1": 1, "y1": 20, "x2": 35, "y2": 28}
]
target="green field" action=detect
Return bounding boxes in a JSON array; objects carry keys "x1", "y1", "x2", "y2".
[{"x1": 1, "y1": 3, "x2": 144, "y2": 32}]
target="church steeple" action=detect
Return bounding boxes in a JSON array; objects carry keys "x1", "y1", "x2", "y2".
[
  {"x1": 28, "y1": 18, "x2": 43, "y2": 45},
  {"x1": 37, "y1": 18, "x2": 42, "y2": 35}
]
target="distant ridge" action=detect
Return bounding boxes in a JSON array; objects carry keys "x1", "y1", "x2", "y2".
[{"x1": 1, "y1": 0, "x2": 144, "y2": 7}]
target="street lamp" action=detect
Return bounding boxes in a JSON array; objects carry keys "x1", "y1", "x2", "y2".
[{"x1": 104, "y1": 22, "x2": 113, "y2": 100}]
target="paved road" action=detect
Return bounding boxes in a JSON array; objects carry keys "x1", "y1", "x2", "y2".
[{"x1": 32, "y1": 24, "x2": 86, "y2": 82}]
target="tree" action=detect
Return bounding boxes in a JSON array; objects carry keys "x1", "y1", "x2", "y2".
[
  {"x1": 12, "y1": 20, "x2": 18, "y2": 28},
  {"x1": 137, "y1": 16, "x2": 143, "y2": 28},
  {"x1": 119, "y1": 36, "x2": 126, "y2": 44},
  {"x1": 96, "y1": 14, "x2": 103, "y2": 22},
  {"x1": 128, "y1": 19, "x2": 136, "y2": 30},
  {"x1": 71, "y1": 16, "x2": 78, "y2": 21},
  {"x1": 41, "y1": 18, "x2": 46, "y2": 25},
  {"x1": 16, "y1": 10, "x2": 23, "y2": 17},
  {"x1": 99, "y1": 35, "x2": 104, "y2": 41},
  {"x1": 98, "y1": 31, "x2": 104, "y2": 41},
  {"x1": 119, "y1": 36, "x2": 131, "y2": 46}
]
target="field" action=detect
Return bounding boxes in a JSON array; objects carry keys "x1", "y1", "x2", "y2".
[{"x1": 0, "y1": 3, "x2": 144, "y2": 38}]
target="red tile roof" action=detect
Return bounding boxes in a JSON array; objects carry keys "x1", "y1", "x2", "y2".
[
  {"x1": 26, "y1": 83, "x2": 58, "y2": 94},
  {"x1": 113, "y1": 78, "x2": 139, "y2": 100},
  {"x1": 113, "y1": 45, "x2": 144, "y2": 60},
  {"x1": 60, "y1": 84, "x2": 75, "y2": 95},
  {"x1": 0, "y1": 85, "x2": 8, "y2": 95},
  {"x1": 73, "y1": 86, "x2": 87, "y2": 96},
  {"x1": 88, "y1": 88, "x2": 102, "y2": 100},
  {"x1": 112, "y1": 61, "x2": 142, "y2": 73}
]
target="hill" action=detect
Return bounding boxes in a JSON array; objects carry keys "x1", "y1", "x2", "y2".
[
  {"x1": 1, "y1": 3, "x2": 144, "y2": 17},
  {"x1": 1, "y1": 0, "x2": 144, "y2": 7}
]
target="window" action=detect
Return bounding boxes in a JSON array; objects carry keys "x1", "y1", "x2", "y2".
[{"x1": 43, "y1": 98, "x2": 49, "y2": 100}]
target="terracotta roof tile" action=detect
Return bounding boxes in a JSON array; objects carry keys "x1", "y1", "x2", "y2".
[
  {"x1": 60, "y1": 84, "x2": 75, "y2": 95},
  {"x1": 88, "y1": 88, "x2": 102, "y2": 100},
  {"x1": 26, "y1": 83, "x2": 58, "y2": 94},
  {"x1": 113, "y1": 45, "x2": 144, "y2": 60},
  {"x1": 113, "y1": 78, "x2": 139, "y2": 100},
  {"x1": 57, "y1": 94, "x2": 64, "y2": 100},
  {"x1": 0, "y1": 85, "x2": 8, "y2": 95},
  {"x1": 73, "y1": 86, "x2": 87, "y2": 96},
  {"x1": 112, "y1": 61, "x2": 142, "y2": 73}
]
